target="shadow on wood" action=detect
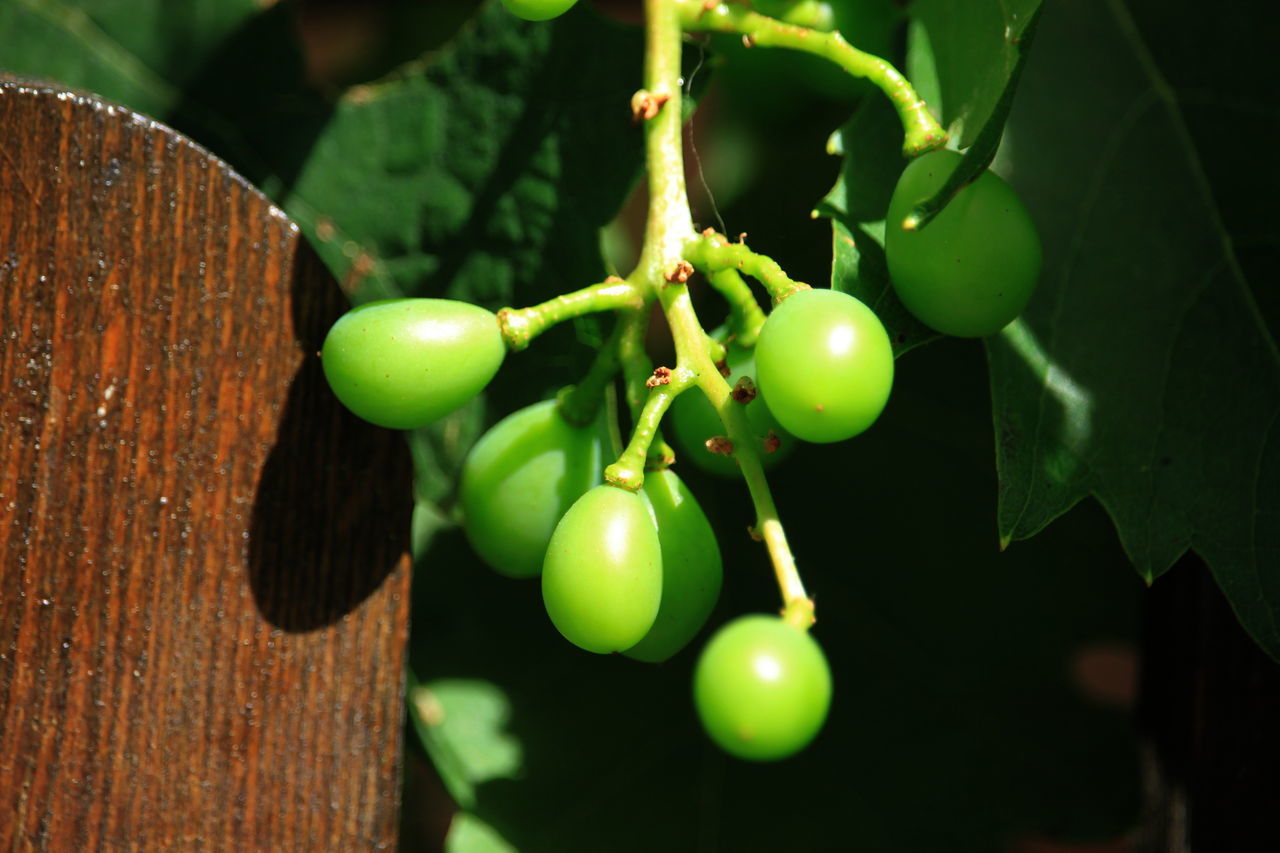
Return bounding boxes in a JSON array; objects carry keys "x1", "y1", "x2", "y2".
[
  {"x1": 248, "y1": 247, "x2": 411, "y2": 634},
  {"x1": 0, "y1": 79, "x2": 411, "y2": 850}
]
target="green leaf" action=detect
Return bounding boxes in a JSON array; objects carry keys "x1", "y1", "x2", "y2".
[
  {"x1": 284, "y1": 3, "x2": 645, "y2": 307},
  {"x1": 0, "y1": 0, "x2": 257, "y2": 115},
  {"x1": 408, "y1": 676, "x2": 522, "y2": 810},
  {"x1": 987, "y1": 0, "x2": 1280, "y2": 654},
  {"x1": 908, "y1": 0, "x2": 1041, "y2": 145},
  {"x1": 446, "y1": 813, "x2": 517, "y2": 853},
  {"x1": 904, "y1": 6, "x2": 1042, "y2": 232},
  {"x1": 0, "y1": 0, "x2": 335, "y2": 198}
]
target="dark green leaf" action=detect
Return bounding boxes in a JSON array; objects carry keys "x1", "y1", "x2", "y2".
[
  {"x1": 988, "y1": 0, "x2": 1280, "y2": 654},
  {"x1": 0, "y1": 0, "x2": 257, "y2": 115},
  {"x1": 905, "y1": 5, "x2": 1042, "y2": 232},
  {"x1": 284, "y1": 3, "x2": 645, "y2": 307},
  {"x1": 0, "y1": 0, "x2": 334, "y2": 197},
  {"x1": 908, "y1": 0, "x2": 1041, "y2": 145}
]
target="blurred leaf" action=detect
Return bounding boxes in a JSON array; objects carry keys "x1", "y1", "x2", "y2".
[
  {"x1": 446, "y1": 813, "x2": 517, "y2": 853},
  {"x1": 0, "y1": 0, "x2": 333, "y2": 197},
  {"x1": 409, "y1": 677, "x2": 523, "y2": 810},
  {"x1": 0, "y1": 0, "x2": 256, "y2": 114},
  {"x1": 909, "y1": 0, "x2": 1041, "y2": 145},
  {"x1": 284, "y1": 3, "x2": 645, "y2": 307},
  {"x1": 406, "y1": 398, "x2": 487, "y2": 506},
  {"x1": 986, "y1": 0, "x2": 1280, "y2": 654},
  {"x1": 904, "y1": 15, "x2": 940, "y2": 115}
]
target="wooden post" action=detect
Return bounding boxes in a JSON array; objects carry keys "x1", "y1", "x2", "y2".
[{"x1": 0, "y1": 79, "x2": 412, "y2": 850}]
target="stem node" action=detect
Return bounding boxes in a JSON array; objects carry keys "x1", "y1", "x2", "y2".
[{"x1": 630, "y1": 89, "x2": 671, "y2": 122}]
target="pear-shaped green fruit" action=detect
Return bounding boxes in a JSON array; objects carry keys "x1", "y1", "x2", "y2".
[
  {"x1": 624, "y1": 470, "x2": 723, "y2": 662},
  {"x1": 321, "y1": 298, "x2": 505, "y2": 430},
  {"x1": 542, "y1": 485, "x2": 662, "y2": 654},
  {"x1": 460, "y1": 400, "x2": 608, "y2": 578}
]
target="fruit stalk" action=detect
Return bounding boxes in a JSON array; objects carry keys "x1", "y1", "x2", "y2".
[
  {"x1": 604, "y1": 368, "x2": 691, "y2": 489},
  {"x1": 633, "y1": 0, "x2": 812, "y2": 622},
  {"x1": 707, "y1": 268, "x2": 768, "y2": 345},
  {"x1": 685, "y1": 230, "x2": 811, "y2": 303},
  {"x1": 675, "y1": 0, "x2": 947, "y2": 157},
  {"x1": 498, "y1": 279, "x2": 643, "y2": 350}
]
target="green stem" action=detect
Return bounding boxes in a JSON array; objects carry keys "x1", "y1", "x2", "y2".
[
  {"x1": 498, "y1": 279, "x2": 643, "y2": 351},
  {"x1": 704, "y1": 331, "x2": 728, "y2": 366},
  {"x1": 685, "y1": 230, "x2": 811, "y2": 304},
  {"x1": 676, "y1": 0, "x2": 946, "y2": 157},
  {"x1": 618, "y1": 308, "x2": 655, "y2": 422},
  {"x1": 707, "y1": 268, "x2": 768, "y2": 345},
  {"x1": 558, "y1": 319, "x2": 625, "y2": 427},
  {"x1": 637, "y1": 0, "x2": 695, "y2": 281},
  {"x1": 631, "y1": 0, "x2": 811, "y2": 622},
  {"x1": 660, "y1": 279, "x2": 811, "y2": 618},
  {"x1": 604, "y1": 367, "x2": 692, "y2": 489}
]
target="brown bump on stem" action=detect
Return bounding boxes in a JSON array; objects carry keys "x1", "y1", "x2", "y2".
[
  {"x1": 716, "y1": 359, "x2": 731, "y2": 378},
  {"x1": 341, "y1": 251, "x2": 375, "y2": 294},
  {"x1": 815, "y1": 403, "x2": 825, "y2": 412},
  {"x1": 747, "y1": 524, "x2": 763, "y2": 543},
  {"x1": 645, "y1": 366, "x2": 673, "y2": 388},
  {"x1": 763, "y1": 430, "x2": 781, "y2": 454},
  {"x1": 731, "y1": 375, "x2": 757, "y2": 404},
  {"x1": 315, "y1": 217, "x2": 336, "y2": 242},
  {"x1": 701, "y1": 226, "x2": 717, "y2": 238},
  {"x1": 646, "y1": 449, "x2": 677, "y2": 470},
  {"x1": 738, "y1": 232, "x2": 748, "y2": 243},
  {"x1": 630, "y1": 89, "x2": 670, "y2": 122},
  {"x1": 705, "y1": 436, "x2": 734, "y2": 456},
  {"x1": 604, "y1": 274, "x2": 624, "y2": 284},
  {"x1": 664, "y1": 260, "x2": 694, "y2": 284},
  {"x1": 742, "y1": 33, "x2": 756, "y2": 48}
]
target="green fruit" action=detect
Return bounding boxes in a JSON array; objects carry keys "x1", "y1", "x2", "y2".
[
  {"x1": 321, "y1": 298, "x2": 505, "y2": 430},
  {"x1": 693, "y1": 615, "x2": 832, "y2": 761},
  {"x1": 542, "y1": 485, "x2": 662, "y2": 654},
  {"x1": 460, "y1": 400, "x2": 608, "y2": 579},
  {"x1": 884, "y1": 149, "x2": 1042, "y2": 337},
  {"x1": 624, "y1": 470, "x2": 723, "y2": 662},
  {"x1": 669, "y1": 342, "x2": 794, "y2": 477},
  {"x1": 500, "y1": 0, "x2": 578, "y2": 22},
  {"x1": 754, "y1": 289, "x2": 893, "y2": 443}
]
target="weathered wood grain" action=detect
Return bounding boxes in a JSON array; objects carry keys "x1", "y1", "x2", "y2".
[{"x1": 0, "y1": 79, "x2": 412, "y2": 851}]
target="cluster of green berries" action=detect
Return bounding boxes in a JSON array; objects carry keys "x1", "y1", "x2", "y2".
[{"x1": 320, "y1": 0, "x2": 1041, "y2": 761}]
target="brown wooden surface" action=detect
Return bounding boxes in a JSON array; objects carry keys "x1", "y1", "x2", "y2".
[{"x1": 0, "y1": 79, "x2": 413, "y2": 850}]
